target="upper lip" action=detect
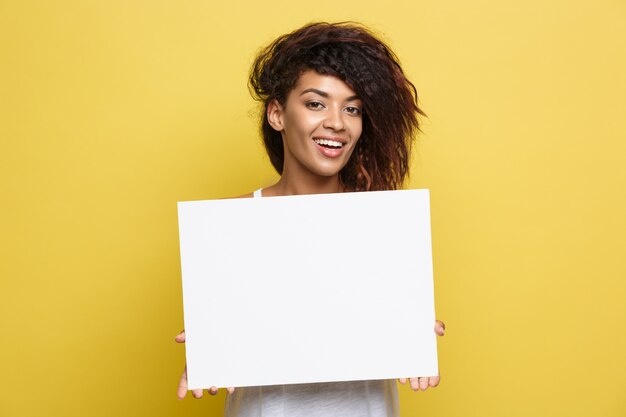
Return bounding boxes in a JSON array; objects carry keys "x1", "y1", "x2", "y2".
[{"x1": 313, "y1": 136, "x2": 348, "y2": 144}]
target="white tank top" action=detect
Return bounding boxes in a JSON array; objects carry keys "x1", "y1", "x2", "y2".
[{"x1": 223, "y1": 189, "x2": 399, "y2": 417}]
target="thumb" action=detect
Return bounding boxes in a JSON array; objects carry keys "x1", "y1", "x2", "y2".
[
  {"x1": 175, "y1": 330, "x2": 186, "y2": 343},
  {"x1": 435, "y1": 320, "x2": 445, "y2": 336}
]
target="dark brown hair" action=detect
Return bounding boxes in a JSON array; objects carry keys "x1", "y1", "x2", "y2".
[{"x1": 249, "y1": 22, "x2": 424, "y2": 191}]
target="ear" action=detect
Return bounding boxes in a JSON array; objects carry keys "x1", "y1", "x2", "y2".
[{"x1": 267, "y1": 99, "x2": 285, "y2": 132}]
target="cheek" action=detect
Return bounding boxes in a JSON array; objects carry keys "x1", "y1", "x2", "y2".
[
  {"x1": 351, "y1": 119, "x2": 363, "y2": 141},
  {"x1": 285, "y1": 112, "x2": 321, "y2": 138}
]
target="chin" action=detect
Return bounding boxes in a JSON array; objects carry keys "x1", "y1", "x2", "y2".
[{"x1": 310, "y1": 160, "x2": 349, "y2": 177}]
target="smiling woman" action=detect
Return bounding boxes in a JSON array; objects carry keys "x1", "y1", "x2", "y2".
[
  {"x1": 249, "y1": 21, "x2": 424, "y2": 194},
  {"x1": 174, "y1": 21, "x2": 444, "y2": 417},
  {"x1": 266, "y1": 70, "x2": 364, "y2": 180}
]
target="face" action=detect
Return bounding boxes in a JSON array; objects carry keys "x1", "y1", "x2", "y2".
[{"x1": 267, "y1": 70, "x2": 363, "y2": 178}]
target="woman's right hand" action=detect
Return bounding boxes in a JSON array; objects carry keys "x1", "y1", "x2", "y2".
[{"x1": 175, "y1": 330, "x2": 235, "y2": 399}]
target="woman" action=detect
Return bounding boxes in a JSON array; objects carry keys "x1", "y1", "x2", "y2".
[{"x1": 175, "y1": 22, "x2": 445, "y2": 416}]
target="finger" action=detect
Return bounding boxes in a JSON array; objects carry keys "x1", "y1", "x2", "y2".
[
  {"x1": 175, "y1": 330, "x2": 186, "y2": 343},
  {"x1": 209, "y1": 386, "x2": 219, "y2": 396},
  {"x1": 435, "y1": 320, "x2": 445, "y2": 336},
  {"x1": 409, "y1": 377, "x2": 419, "y2": 391},
  {"x1": 192, "y1": 389, "x2": 203, "y2": 399},
  {"x1": 398, "y1": 378, "x2": 407, "y2": 385},
  {"x1": 227, "y1": 387, "x2": 235, "y2": 394},
  {"x1": 177, "y1": 367, "x2": 189, "y2": 400},
  {"x1": 419, "y1": 377, "x2": 429, "y2": 391},
  {"x1": 429, "y1": 375, "x2": 440, "y2": 387}
]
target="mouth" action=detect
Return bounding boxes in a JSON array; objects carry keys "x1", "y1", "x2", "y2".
[
  {"x1": 312, "y1": 137, "x2": 347, "y2": 158},
  {"x1": 312, "y1": 137, "x2": 345, "y2": 149}
]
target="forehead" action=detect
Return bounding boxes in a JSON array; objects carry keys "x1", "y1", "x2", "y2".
[{"x1": 291, "y1": 70, "x2": 358, "y2": 98}]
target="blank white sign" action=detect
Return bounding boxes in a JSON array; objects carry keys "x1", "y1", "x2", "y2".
[{"x1": 178, "y1": 189, "x2": 438, "y2": 389}]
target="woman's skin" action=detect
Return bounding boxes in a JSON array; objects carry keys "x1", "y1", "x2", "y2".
[
  {"x1": 176, "y1": 70, "x2": 446, "y2": 399},
  {"x1": 264, "y1": 70, "x2": 363, "y2": 196}
]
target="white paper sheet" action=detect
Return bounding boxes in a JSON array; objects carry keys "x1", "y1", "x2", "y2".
[{"x1": 178, "y1": 189, "x2": 438, "y2": 389}]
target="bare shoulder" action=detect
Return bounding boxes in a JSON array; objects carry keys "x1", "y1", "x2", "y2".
[{"x1": 222, "y1": 185, "x2": 272, "y2": 199}]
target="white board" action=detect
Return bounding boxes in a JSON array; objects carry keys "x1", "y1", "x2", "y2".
[{"x1": 178, "y1": 189, "x2": 438, "y2": 389}]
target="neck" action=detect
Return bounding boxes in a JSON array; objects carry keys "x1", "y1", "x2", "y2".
[{"x1": 266, "y1": 168, "x2": 344, "y2": 197}]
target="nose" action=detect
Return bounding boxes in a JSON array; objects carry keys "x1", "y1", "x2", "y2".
[{"x1": 322, "y1": 106, "x2": 345, "y2": 131}]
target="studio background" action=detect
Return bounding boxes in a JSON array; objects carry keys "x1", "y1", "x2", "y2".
[{"x1": 1, "y1": 1, "x2": 625, "y2": 416}]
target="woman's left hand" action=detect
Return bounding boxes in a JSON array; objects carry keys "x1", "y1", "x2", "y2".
[{"x1": 398, "y1": 320, "x2": 445, "y2": 391}]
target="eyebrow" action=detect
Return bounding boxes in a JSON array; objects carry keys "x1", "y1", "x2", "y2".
[{"x1": 300, "y1": 88, "x2": 360, "y2": 102}]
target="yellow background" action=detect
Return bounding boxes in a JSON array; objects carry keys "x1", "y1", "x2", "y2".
[{"x1": 1, "y1": 1, "x2": 625, "y2": 416}]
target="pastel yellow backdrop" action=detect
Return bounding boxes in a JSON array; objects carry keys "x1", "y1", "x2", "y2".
[{"x1": 1, "y1": 1, "x2": 624, "y2": 416}]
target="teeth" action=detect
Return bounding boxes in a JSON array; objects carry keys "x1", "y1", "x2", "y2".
[{"x1": 314, "y1": 138, "x2": 343, "y2": 148}]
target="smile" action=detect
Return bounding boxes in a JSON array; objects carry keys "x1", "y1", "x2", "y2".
[
  {"x1": 312, "y1": 137, "x2": 347, "y2": 158},
  {"x1": 313, "y1": 138, "x2": 344, "y2": 149}
]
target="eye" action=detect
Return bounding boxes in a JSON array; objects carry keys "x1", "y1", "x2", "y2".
[
  {"x1": 305, "y1": 101, "x2": 325, "y2": 110},
  {"x1": 345, "y1": 106, "x2": 362, "y2": 116}
]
